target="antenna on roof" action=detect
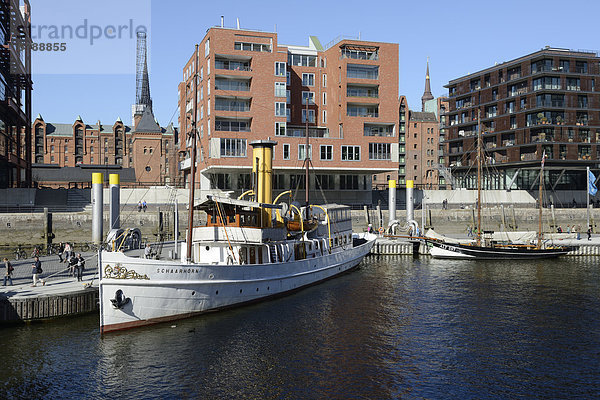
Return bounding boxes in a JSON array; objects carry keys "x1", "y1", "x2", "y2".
[
  {"x1": 221, "y1": 16, "x2": 224, "y2": 28},
  {"x1": 236, "y1": 18, "x2": 240, "y2": 29}
]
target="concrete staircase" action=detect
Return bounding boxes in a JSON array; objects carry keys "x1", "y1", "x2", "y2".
[{"x1": 66, "y1": 189, "x2": 91, "y2": 211}]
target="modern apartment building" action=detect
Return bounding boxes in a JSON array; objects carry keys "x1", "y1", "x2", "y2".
[
  {"x1": 31, "y1": 113, "x2": 178, "y2": 187},
  {"x1": 443, "y1": 47, "x2": 600, "y2": 194},
  {"x1": 0, "y1": 0, "x2": 32, "y2": 188},
  {"x1": 177, "y1": 26, "x2": 399, "y2": 205}
]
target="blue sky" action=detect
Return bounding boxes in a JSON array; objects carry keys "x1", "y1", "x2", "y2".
[{"x1": 31, "y1": 0, "x2": 600, "y2": 127}]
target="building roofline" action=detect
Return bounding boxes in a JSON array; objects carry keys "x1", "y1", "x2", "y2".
[{"x1": 445, "y1": 46, "x2": 599, "y2": 87}]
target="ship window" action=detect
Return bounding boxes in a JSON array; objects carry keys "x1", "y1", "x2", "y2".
[{"x1": 205, "y1": 246, "x2": 210, "y2": 251}]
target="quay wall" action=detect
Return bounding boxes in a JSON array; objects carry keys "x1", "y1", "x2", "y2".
[
  {"x1": 0, "y1": 206, "x2": 599, "y2": 247},
  {"x1": 0, "y1": 288, "x2": 98, "y2": 323}
]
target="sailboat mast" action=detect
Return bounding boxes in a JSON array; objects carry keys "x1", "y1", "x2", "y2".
[
  {"x1": 304, "y1": 95, "x2": 310, "y2": 218},
  {"x1": 538, "y1": 152, "x2": 545, "y2": 248},
  {"x1": 476, "y1": 109, "x2": 482, "y2": 246},
  {"x1": 186, "y1": 44, "x2": 200, "y2": 262}
]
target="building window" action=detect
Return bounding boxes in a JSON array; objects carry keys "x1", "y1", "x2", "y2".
[
  {"x1": 341, "y1": 145, "x2": 360, "y2": 161},
  {"x1": 288, "y1": 54, "x2": 316, "y2": 67},
  {"x1": 210, "y1": 173, "x2": 231, "y2": 189},
  {"x1": 316, "y1": 175, "x2": 334, "y2": 190},
  {"x1": 369, "y1": 143, "x2": 391, "y2": 160},
  {"x1": 320, "y1": 145, "x2": 333, "y2": 160},
  {"x1": 302, "y1": 73, "x2": 315, "y2": 86},
  {"x1": 340, "y1": 175, "x2": 359, "y2": 190},
  {"x1": 286, "y1": 71, "x2": 290, "y2": 85},
  {"x1": 275, "y1": 102, "x2": 286, "y2": 117},
  {"x1": 51, "y1": 145, "x2": 55, "y2": 152},
  {"x1": 235, "y1": 41, "x2": 271, "y2": 52},
  {"x1": 275, "y1": 122, "x2": 286, "y2": 136},
  {"x1": 347, "y1": 105, "x2": 378, "y2": 117},
  {"x1": 347, "y1": 64, "x2": 379, "y2": 80},
  {"x1": 298, "y1": 144, "x2": 312, "y2": 160},
  {"x1": 286, "y1": 108, "x2": 291, "y2": 122},
  {"x1": 322, "y1": 110, "x2": 327, "y2": 123},
  {"x1": 64, "y1": 146, "x2": 68, "y2": 153},
  {"x1": 286, "y1": 90, "x2": 290, "y2": 104},
  {"x1": 302, "y1": 109, "x2": 315, "y2": 123},
  {"x1": 220, "y1": 138, "x2": 247, "y2": 157},
  {"x1": 275, "y1": 82, "x2": 286, "y2": 97},
  {"x1": 204, "y1": 38, "x2": 210, "y2": 57},
  {"x1": 275, "y1": 62, "x2": 286, "y2": 77},
  {"x1": 290, "y1": 175, "x2": 306, "y2": 189},
  {"x1": 322, "y1": 73, "x2": 327, "y2": 87},
  {"x1": 283, "y1": 143, "x2": 290, "y2": 160},
  {"x1": 302, "y1": 91, "x2": 315, "y2": 105},
  {"x1": 322, "y1": 92, "x2": 327, "y2": 105},
  {"x1": 273, "y1": 174, "x2": 285, "y2": 190}
]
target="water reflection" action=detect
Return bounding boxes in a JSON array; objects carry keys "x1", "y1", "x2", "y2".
[{"x1": 0, "y1": 256, "x2": 598, "y2": 399}]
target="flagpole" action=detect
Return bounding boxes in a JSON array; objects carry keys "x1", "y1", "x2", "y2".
[{"x1": 587, "y1": 166, "x2": 591, "y2": 229}]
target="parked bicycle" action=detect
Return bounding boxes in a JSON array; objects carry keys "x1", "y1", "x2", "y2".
[
  {"x1": 14, "y1": 245, "x2": 26, "y2": 260},
  {"x1": 46, "y1": 243, "x2": 59, "y2": 256}
]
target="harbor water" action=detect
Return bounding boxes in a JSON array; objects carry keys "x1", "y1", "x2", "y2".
[{"x1": 1, "y1": 255, "x2": 599, "y2": 399}]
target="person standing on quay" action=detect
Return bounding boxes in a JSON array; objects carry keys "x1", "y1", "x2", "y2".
[
  {"x1": 31, "y1": 256, "x2": 45, "y2": 287},
  {"x1": 3, "y1": 257, "x2": 14, "y2": 286},
  {"x1": 142, "y1": 200, "x2": 147, "y2": 212},
  {"x1": 63, "y1": 242, "x2": 72, "y2": 262},
  {"x1": 68, "y1": 254, "x2": 78, "y2": 277},
  {"x1": 137, "y1": 201, "x2": 142, "y2": 212},
  {"x1": 75, "y1": 253, "x2": 85, "y2": 282},
  {"x1": 57, "y1": 242, "x2": 65, "y2": 262},
  {"x1": 588, "y1": 226, "x2": 592, "y2": 241}
]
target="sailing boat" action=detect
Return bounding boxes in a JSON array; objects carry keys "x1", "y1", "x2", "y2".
[
  {"x1": 425, "y1": 110, "x2": 572, "y2": 260},
  {"x1": 98, "y1": 46, "x2": 376, "y2": 333}
]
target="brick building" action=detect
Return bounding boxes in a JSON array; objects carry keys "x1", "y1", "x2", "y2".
[
  {"x1": 443, "y1": 47, "x2": 600, "y2": 195},
  {"x1": 0, "y1": 0, "x2": 32, "y2": 188},
  {"x1": 31, "y1": 112, "x2": 178, "y2": 187},
  {"x1": 401, "y1": 62, "x2": 448, "y2": 189},
  {"x1": 177, "y1": 26, "x2": 399, "y2": 205}
]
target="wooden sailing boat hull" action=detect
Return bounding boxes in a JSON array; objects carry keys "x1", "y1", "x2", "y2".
[{"x1": 425, "y1": 239, "x2": 572, "y2": 260}]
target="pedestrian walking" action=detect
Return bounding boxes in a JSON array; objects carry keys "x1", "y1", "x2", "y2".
[
  {"x1": 587, "y1": 226, "x2": 592, "y2": 241},
  {"x1": 75, "y1": 253, "x2": 85, "y2": 282},
  {"x1": 31, "y1": 256, "x2": 45, "y2": 287},
  {"x1": 144, "y1": 244, "x2": 152, "y2": 259},
  {"x1": 57, "y1": 242, "x2": 65, "y2": 262},
  {"x1": 3, "y1": 257, "x2": 14, "y2": 286},
  {"x1": 68, "y1": 254, "x2": 78, "y2": 277},
  {"x1": 63, "y1": 242, "x2": 72, "y2": 262},
  {"x1": 142, "y1": 200, "x2": 147, "y2": 212},
  {"x1": 577, "y1": 224, "x2": 582, "y2": 240},
  {"x1": 567, "y1": 225, "x2": 571, "y2": 234},
  {"x1": 137, "y1": 201, "x2": 142, "y2": 212}
]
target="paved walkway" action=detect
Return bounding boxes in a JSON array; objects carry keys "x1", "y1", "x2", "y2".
[{"x1": 0, "y1": 251, "x2": 99, "y2": 299}]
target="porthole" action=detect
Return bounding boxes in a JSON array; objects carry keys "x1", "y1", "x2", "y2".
[
  {"x1": 256, "y1": 288, "x2": 259, "y2": 291},
  {"x1": 192, "y1": 291, "x2": 196, "y2": 295},
  {"x1": 239, "y1": 289, "x2": 242, "y2": 293},
  {"x1": 216, "y1": 290, "x2": 219, "y2": 295},
  {"x1": 205, "y1": 246, "x2": 210, "y2": 251},
  {"x1": 267, "y1": 286, "x2": 270, "y2": 290}
]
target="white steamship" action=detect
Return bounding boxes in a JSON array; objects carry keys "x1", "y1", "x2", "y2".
[{"x1": 99, "y1": 140, "x2": 376, "y2": 333}]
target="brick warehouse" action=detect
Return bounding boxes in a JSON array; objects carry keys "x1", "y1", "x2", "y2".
[
  {"x1": 177, "y1": 26, "x2": 400, "y2": 205},
  {"x1": 443, "y1": 47, "x2": 600, "y2": 202},
  {"x1": 31, "y1": 112, "x2": 178, "y2": 188}
]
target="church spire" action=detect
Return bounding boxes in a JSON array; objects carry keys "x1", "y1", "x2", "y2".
[{"x1": 421, "y1": 57, "x2": 434, "y2": 111}]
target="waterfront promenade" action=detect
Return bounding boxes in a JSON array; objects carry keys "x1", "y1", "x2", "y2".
[{"x1": 0, "y1": 252, "x2": 99, "y2": 322}]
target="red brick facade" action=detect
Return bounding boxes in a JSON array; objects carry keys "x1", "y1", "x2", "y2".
[{"x1": 178, "y1": 27, "x2": 399, "y2": 205}]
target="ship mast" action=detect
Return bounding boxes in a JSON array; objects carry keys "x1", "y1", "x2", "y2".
[
  {"x1": 537, "y1": 151, "x2": 545, "y2": 248},
  {"x1": 186, "y1": 44, "x2": 200, "y2": 262},
  {"x1": 304, "y1": 94, "x2": 310, "y2": 219},
  {"x1": 476, "y1": 109, "x2": 482, "y2": 246}
]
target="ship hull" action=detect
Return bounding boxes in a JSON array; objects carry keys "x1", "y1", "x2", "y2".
[
  {"x1": 426, "y1": 239, "x2": 571, "y2": 260},
  {"x1": 99, "y1": 233, "x2": 375, "y2": 333}
]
